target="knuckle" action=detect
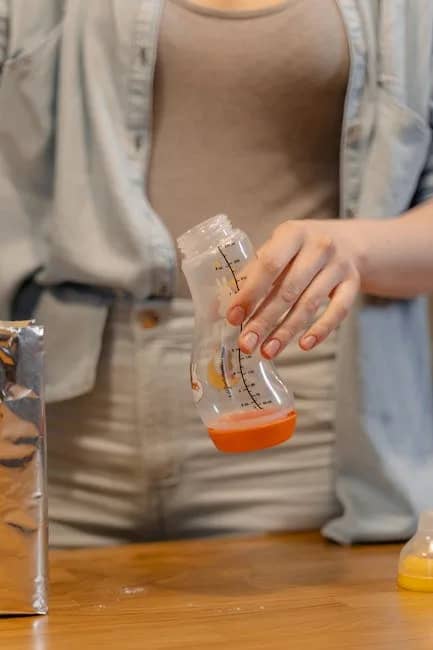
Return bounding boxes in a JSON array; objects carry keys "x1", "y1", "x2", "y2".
[
  {"x1": 335, "y1": 257, "x2": 351, "y2": 276},
  {"x1": 279, "y1": 283, "x2": 300, "y2": 306},
  {"x1": 316, "y1": 235, "x2": 335, "y2": 256},
  {"x1": 257, "y1": 248, "x2": 282, "y2": 277},
  {"x1": 273, "y1": 221, "x2": 292, "y2": 238},
  {"x1": 278, "y1": 324, "x2": 297, "y2": 342},
  {"x1": 334, "y1": 303, "x2": 350, "y2": 321},
  {"x1": 299, "y1": 295, "x2": 320, "y2": 315},
  {"x1": 297, "y1": 318, "x2": 311, "y2": 333},
  {"x1": 247, "y1": 319, "x2": 267, "y2": 339}
]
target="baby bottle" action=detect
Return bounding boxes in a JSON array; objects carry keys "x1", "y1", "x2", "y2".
[
  {"x1": 398, "y1": 511, "x2": 433, "y2": 592},
  {"x1": 177, "y1": 214, "x2": 297, "y2": 453}
]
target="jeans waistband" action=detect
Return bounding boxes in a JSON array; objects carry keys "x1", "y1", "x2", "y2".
[
  {"x1": 12, "y1": 278, "x2": 173, "y2": 319},
  {"x1": 51, "y1": 282, "x2": 131, "y2": 306}
]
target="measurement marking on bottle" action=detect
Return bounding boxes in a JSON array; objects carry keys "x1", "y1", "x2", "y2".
[
  {"x1": 217, "y1": 246, "x2": 263, "y2": 411},
  {"x1": 239, "y1": 385, "x2": 259, "y2": 394}
]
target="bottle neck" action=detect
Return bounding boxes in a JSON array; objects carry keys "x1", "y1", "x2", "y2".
[{"x1": 177, "y1": 215, "x2": 234, "y2": 260}]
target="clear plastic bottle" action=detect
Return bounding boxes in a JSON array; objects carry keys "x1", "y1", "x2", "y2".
[
  {"x1": 177, "y1": 214, "x2": 297, "y2": 453},
  {"x1": 398, "y1": 511, "x2": 433, "y2": 592}
]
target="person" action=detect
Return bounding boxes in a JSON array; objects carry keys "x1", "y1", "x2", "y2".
[{"x1": 1, "y1": 0, "x2": 433, "y2": 547}]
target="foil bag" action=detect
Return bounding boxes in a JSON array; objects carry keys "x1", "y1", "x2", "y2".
[{"x1": 0, "y1": 321, "x2": 48, "y2": 615}]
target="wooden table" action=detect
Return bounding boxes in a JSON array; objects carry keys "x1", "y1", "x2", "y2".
[{"x1": 3, "y1": 532, "x2": 433, "y2": 650}]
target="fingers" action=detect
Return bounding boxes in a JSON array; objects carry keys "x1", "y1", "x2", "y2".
[
  {"x1": 225, "y1": 220, "x2": 360, "y2": 358},
  {"x1": 237, "y1": 237, "x2": 337, "y2": 354},
  {"x1": 256, "y1": 263, "x2": 344, "y2": 356},
  {"x1": 259, "y1": 274, "x2": 358, "y2": 358},
  {"x1": 227, "y1": 223, "x2": 304, "y2": 326},
  {"x1": 298, "y1": 278, "x2": 358, "y2": 350}
]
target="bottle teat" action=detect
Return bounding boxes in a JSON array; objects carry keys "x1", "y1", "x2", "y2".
[{"x1": 398, "y1": 510, "x2": 433, "y2": 592}]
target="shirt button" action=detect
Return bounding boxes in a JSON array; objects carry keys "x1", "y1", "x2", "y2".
[{"x1": 136, "y1": 310, "x2": 159, "y2": 329}]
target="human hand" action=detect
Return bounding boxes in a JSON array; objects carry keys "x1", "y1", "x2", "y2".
[{"x1": 226, "y1": 219, "x2": 365, "y2": 358}]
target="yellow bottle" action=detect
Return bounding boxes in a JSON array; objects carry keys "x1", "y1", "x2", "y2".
[{"x1": 398, "y1": 511, "x2": 433, "y2": 592}]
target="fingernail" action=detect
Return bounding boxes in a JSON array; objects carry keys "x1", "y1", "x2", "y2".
[
  {"x1": 301, "y1": 335, "x2": 317, "y2": 350},
  {"x1": 228, "y1": 305, "x2": 246, "y2": 325},
  {"x1": 241, "y1": 331, "x2": 259, "y2": 353},
  {"x1": 262, "y1": 339, "x2": 281, "y2": 358}
]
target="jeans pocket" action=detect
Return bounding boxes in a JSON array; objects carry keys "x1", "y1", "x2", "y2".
[{"x1": 134, "y1": 308, "x2": 197, "y2": 482}]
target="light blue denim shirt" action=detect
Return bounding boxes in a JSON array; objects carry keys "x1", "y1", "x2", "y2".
[{"x1": 0, "y1": 0, "x2": 433, "y2": 543}]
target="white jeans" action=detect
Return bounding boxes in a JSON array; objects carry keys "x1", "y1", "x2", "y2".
[{"x1": 47, "y1": 300, "x2": 339, "y2": 547}]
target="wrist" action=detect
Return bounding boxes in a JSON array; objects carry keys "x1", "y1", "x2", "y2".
[
  {"x1": 343, "y1": 219, "x2": 375, "y2": 288},
  {"x1": 352, "y1": 217, "x2": 402, "y2": 295}
]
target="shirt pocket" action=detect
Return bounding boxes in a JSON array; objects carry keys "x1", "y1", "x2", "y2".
[
  {"x1": 0, "y1": 23, "x2": 62, "y2": 243},
  {"x1": 359, "y1": 86, "x2": 431, "y2": 217},
  {"x1": 0, "y1": 23, "x2": 62, "y2": 171}
]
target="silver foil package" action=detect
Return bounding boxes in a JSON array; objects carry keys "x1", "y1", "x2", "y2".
[{"x1": 0, "y1": 321, "x2": 48, "y2": 615}]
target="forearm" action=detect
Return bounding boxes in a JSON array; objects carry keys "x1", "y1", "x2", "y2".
[{"x1": 354, "y1": 199, "x2": 433, "y2": 298}]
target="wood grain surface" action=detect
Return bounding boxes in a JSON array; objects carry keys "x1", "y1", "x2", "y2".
[{"x1": 2, "y1": 532, "x2": 433, "y2": 650}]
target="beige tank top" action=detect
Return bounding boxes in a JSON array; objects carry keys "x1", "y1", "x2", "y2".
[{"x1": 148, "y1": 0, "x2": 349, "y2": 298}]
